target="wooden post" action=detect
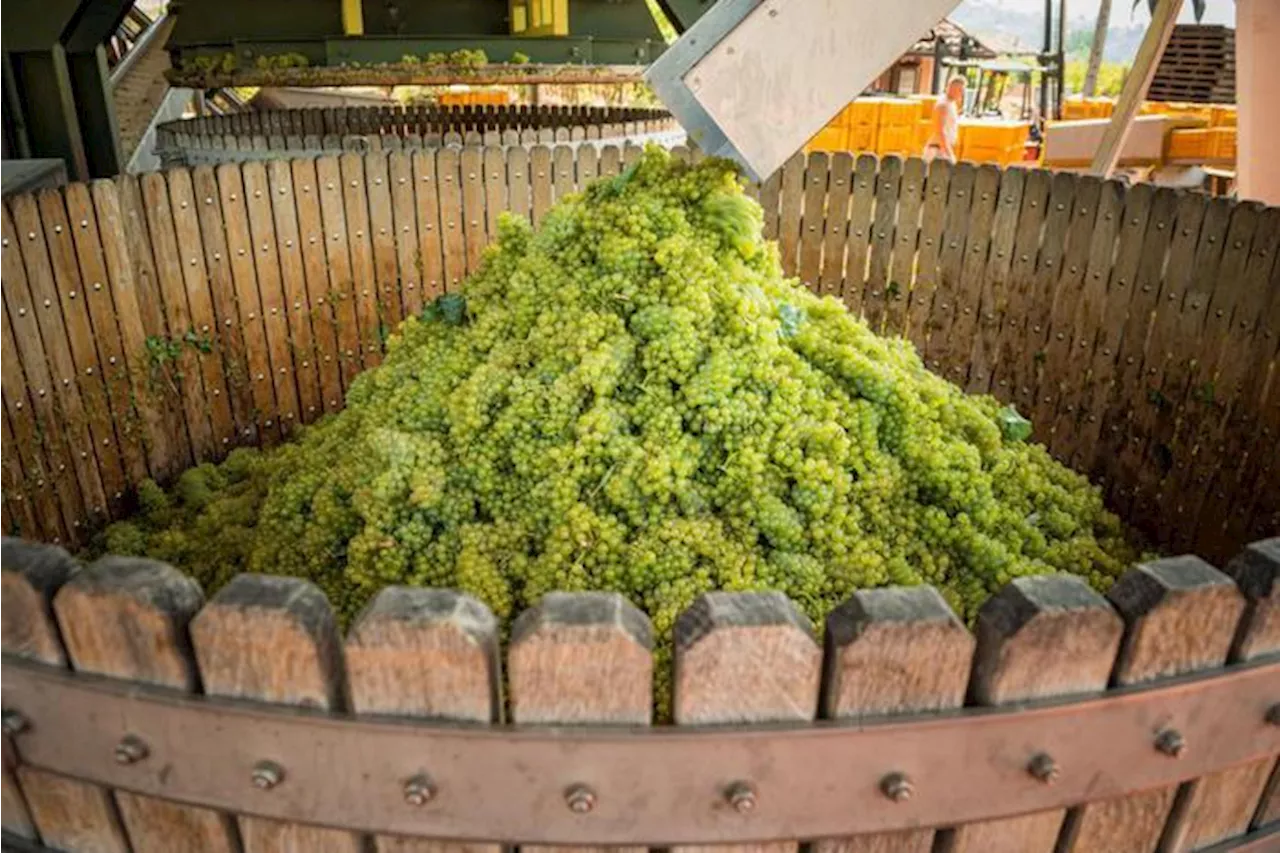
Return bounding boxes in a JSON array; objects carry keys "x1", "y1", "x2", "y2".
[
  {"x1": 1088, "y1": 0, "x2": 1183, "y2": 177},
  {"x1": 818, "y1": 586, "x2": 975, "y2": 853}
]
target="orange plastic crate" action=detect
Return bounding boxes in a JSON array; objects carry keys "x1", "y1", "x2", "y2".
[
  {"x1": 805, "y1": 126, "x2": 848, "y2": 154},
  {"x1": 847, "y1": 124, "x2": 877, "y2": 151},
  {"x1": 1166, "y1": 128, "x2": 1212, "y2": 160},
  {"x1": 876, "y1": 125, "x2": 913, "y2": 155},
  {"x1": 1208, "y1": 127, "x2": 1237, "y2": 160}
]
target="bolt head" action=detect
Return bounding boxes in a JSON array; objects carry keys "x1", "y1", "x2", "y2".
[
  {"x1": 1027, "y1": 753, "x2": 1059, "y2": 784},
  {"x1": 403, "y1": 774, "x2": 435, "y2": 806},
  {"x1": 726, "y1": 781, "x2": 757, "y2": 814},
  {"x1": 252, "y1": 760, "x2": 285, "y2": 789},
  {"x1": 1155, "y1": 729, "x2": 1185, "y2": 758},
  {"x1": 565, "y1": 784, "x2": 596, "y2": 814},
  {"x1": 880, "y1": 772, "x2": 913, "y2": 803},
  {"x1": 2, "y1": 710, "x2": 29, "y2": 736},
  {"x1": 114, "y1": 734, "x2": 149, "y2": 765}
]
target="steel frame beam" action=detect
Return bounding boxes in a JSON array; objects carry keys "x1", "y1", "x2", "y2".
[{"x1": 3, "y1": 656, "x2": 1277, "y2": 846}]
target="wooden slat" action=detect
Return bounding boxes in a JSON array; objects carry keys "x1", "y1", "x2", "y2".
[
  {"x1": 242, "y1": 162, "x2": 303, "y2": 435},
  {"x1": 1194, "y1": 210, "x2": 1280, "y2": 554},
  {"x1": 817, "y1": 153, "x2": 853, "y2": 300},
  {"x1": 53, "y1": 557, "x2": 239, "y2": 853},
  {"x1": 265, "y1": 159, "x2": 323, "y2": 425},
  {"x1": 167, "y1": 170, "x2": 238, "y2": 451},
  {"x1": 552, "y1": 144, "x2": 574, "y2": 203},
  {"x1": 217, "y1": 162, "x2": 281, "y2": 446},
  {"x1": 340, "y1": 153, "x2": 382, "y2": 367},
  {"x1": 940, "y1": 576, "x2": 1123, "y2": 853},
  {"x1": 937, "y1": 164, "x2": 999, "y2": 385},
  {"x1": 987, "y1": 170, "x2": 1050, "y2": 401},
  {"x1": 64, "y1": 180, "x2": 145, "y2": 484},
  {"x1": 1, "y1": 539, "x2": 129, "y2": 853},
  {"x1": 597, "y1": 144, "x2": 621, "y2": 180},
  {"x1": 817, "y1": 586, "x2": 974, "y2": 853},
  {"x1": 2, "y1": 199, "x2": 91, "y2": 535},
  {"x1": 921, "y1": 162, "x2": 977, "y2": 375},
  {"x1": 365, "y1": 152, "x2": 405, "y2": 332},
  {"x1": 461, "y1": 146, "x2": 488, "y2": 274},
  {"x1": 797, "y1": 152, "x2": 829, "y2": 293},
  {"x1": 34, "y1": 189, "x2": 128, "y2": 518},
  {"x1": 776, "y1": 152, "x2": 806, "y2": 283},
  {"x1": 1047, "y1": 178, "x2": 1124, "y2": 460},
  {"x1": 863, "y1": 156, "x2": 903, "y2": 332},
  {"x1": 410, "y1": 150, "x2": 446, "y2": 303},
  {"x1": 507, "y1": 145, "x2": 533, "y2": 223},
  {"x1": 389, "y1": 151, "x2": 425, "y2": 320},
  {"x1": 1, "y1": 407, "x2": 40, "y2": 541},
  {"x1": 1069, "y1": 183, "x2": 1155, "y2": 474},
  {"x1": 884, "y1": 157, "x2": 926, "y2": 338},
  {"x1": 191, "y1": 575, "x2": 363, "y2": 853},
  {"x1": 577, "y1": 144, "x2": 599, "y2": 185},
  {"x1": 1123, "y1": 195, "x2": 1216, "y2": 528},
  {"x1": 96, "y1": 178, "x2": 179, "y2": 479},
  {"x1": 509, "y1": 592, "x2": 652, "y2": 853},
  {"x1": 759, "y1": 163, "x2": 782, "y2": 241},
  {"x1": 1160, "y1": 202, "x2": 1263, "y2": 550},
  {"x1": 289, "y1": 158, "x2": 345, "y2": 416},
  {"x1": 191, "y1": 166, "x2": 257, "y2": 443},
  {"x1": 1155, "y1": 539, "x2": 1280, "y2": 851},
  {"x1": 903, "y1": 158, "x2": 951, "y2": 350},
  {"x1": 316, "y1": 156, "x2": 363, "y2": 388},
  {"x1": 1098, "y1": 188, "x2": 1179, "y2": 509},
  {"x1": 345, "y1": 587, "x2": 503, "y2": 853},
  {"x1": 530, "y1": 144, "x2": 553, "y2": 227},
  {"x1": 1031, "y1": 175, "x2": 1101, "y2": 439},
  {"x1": 482, "y1": 146, "x2": 507, "y2": 247},
  {"x1": 1058, "y1": 556, "x2": 1245, "y2": 852},
  {"x1": 965, "y1": 166, "x2": 1024, "y2": 393},
  {"x1": 437, "y1": 148, "x2": 467, "y2": 292},
  {"x1": 1008, "y1": 172, "x2": 1077, "y2": 420},
  {"x1": 672, "y1": 592, "x2": 820, "y2": 853}
]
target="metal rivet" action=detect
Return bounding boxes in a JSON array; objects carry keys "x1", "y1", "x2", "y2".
[
  {"x1": 880, "y1": 772, "x2": 913, "y2": 803},
  {"x1": 403, "y1": 774, "x2": 435, "y2": 806},
  {"x1": 231, "y1": 194, "x2": 238, "y2": 201},
  {"x1": 2, "y1": 710, "x2": 29, "y2": 736},
  {"x1": 252, "y1": 760, "x2": 284, "y2": 790},
  {"x1": 114, "y1": 734, "x2": 149, "y2": 765},
  {"x1": 726, "y1": 781, "x2": 757, "y2": 814},
  {"x1": 54, "y1": 224, "x2": 63, "y2": 233},
  {"x1": 565, "y1": 785, "x2": 596, "y2": 814},
  {"x1": 27, "y1": 232, "x2": 35, "y2": 240},
  {"x1": 1155, "y1": 729, "x2": 1185, "y2": 758},
  {"x1": 1027, "y1": 753, "x2": 1059, "y2": 784}
]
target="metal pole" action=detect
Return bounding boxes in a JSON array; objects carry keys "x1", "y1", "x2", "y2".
[
  {"x1": 1040, "y1": 0, "x2": 1052, "y2": 121},
  {"x1": 1056, "y1": 0, "x2": 1068, "y2": 118}
]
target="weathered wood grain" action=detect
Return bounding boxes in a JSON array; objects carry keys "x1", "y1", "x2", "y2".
[
  {"x1": 509, "y1": 591, "x2": 652, "y2": 853},
  {"x1": 884, "y1": 157, "x2": 926, "y2": 337},
  {"x1": 817, "y1": 586, "x2": 975, "y2": 853},
  {"x1": 965, "y1": 165, "x2": 1023, "y2": 394},
  {"x1": 346, "y1": 587, "x2": 503, "y2": 853},
  {"x1": 267, "y1": 158, "x2": 323, "y2": 427},
  {"x1": 412, "y1": 149, "x2": 447, "y2": 300},
  {"x1": 1155, "y1": 539, "x2": 1280, "y2": 851},
  {"x1": 903, "y1": 158, "x2": 952, "y2": 350},
  {"x1": 776, "y1": 152, "x2": 806, "y2": 284},
  {"x1": 390, "y1": 151, "x2": 426, "y2": 319},
  {"x1": 366, "y1": 151, "x2": 404, "y2": 334},
  {"x1": 339, "y1": 153, "x2": 382, "y2": 368},
  {"x1": 816, "y1": 153, "x2": 853, "y2": 299},
  {"x1": 939, "y1": 163, "x2": 999, "y2": 385},
  {"x1": 987, "y1": 169, "x2": 1050, "y2": 401},
  {"x1": 1, "y1": 538, "x2": 130, "y2": 852},
  {"x1": 842, "y1": 154, "x2": 878, "y2": 315},
  {"x1": 798, "y1": 153, "x2": 830, "y2": 292},
  {"x1": 863, "y1": 156, "x2": 903, "y2": 333},
  {"x1": 53, "y1": 556, "x2": 239, "y2": 853},
  {"x1": 191, "y1": 574, "x2": 362, "y2": 852},
  {"x1": 1058, "y1": 556, "x2": 1246, "y2": 853},
  {"x1": 530, "y1": 144, "x2": 553, "y2": 227},
  {"x1": 437, "y1": 148, "x2": 468, "y2": 292},
  {"x1": 461, "y1": 146, "x2": 488, "y2": 274},
  {"x1": 940, "y1": 575, "x2": 1123, "y2": 853},
  {"x1": 922, "y1": 162, "x2": 977, "y2": 374}
]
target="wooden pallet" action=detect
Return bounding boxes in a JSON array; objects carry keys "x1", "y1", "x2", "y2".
[{"x1": 1148, "y1": 24, "x2": 1236, "y2": 104}]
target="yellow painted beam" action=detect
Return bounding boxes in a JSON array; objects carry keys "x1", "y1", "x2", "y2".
[{"x1": 342, "y1": 0, "x2": 364, "y2": 36}]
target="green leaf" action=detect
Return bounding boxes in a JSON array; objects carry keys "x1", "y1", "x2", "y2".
[{"x1": 997, "y1": 405, "x2": 1033, "y2": 442}]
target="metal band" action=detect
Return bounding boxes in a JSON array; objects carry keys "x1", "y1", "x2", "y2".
[{"x1": 4, "y1": 657, "x2": 1278, "y2": 845}]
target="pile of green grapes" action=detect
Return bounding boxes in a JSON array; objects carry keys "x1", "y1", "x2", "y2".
[{"x1": 100, "y1": 147, "x2": 1138, "y2": 654}]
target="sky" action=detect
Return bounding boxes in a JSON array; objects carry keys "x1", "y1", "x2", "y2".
[{"x1": 957, "y1": 0, "x2": 1235, "y2": 26}]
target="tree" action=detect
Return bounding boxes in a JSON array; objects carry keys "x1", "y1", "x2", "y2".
[{"x1": 1083, "y1": 0, "x2": 1113, "y2": 96}]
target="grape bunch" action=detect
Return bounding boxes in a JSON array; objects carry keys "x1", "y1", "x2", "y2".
[{"x1": 99, "y1": 147, "x2": 1139, "y2": 704}]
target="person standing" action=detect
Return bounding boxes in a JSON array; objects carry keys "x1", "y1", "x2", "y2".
[{"x1": 924, "y1": 76, "x2": 965, "y2": 162}]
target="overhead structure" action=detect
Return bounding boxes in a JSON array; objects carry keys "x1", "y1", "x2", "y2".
[{"x1": 645, "y1": 0, "x2": 964, "y2": 180}]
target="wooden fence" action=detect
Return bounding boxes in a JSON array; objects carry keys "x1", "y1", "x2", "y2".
[
  {"x1": 0, "y1": 146, "x2": 1276, "y2": 562},
  {"x1": 2, "y1": 535, "x2": 1278, "y2": 852}
]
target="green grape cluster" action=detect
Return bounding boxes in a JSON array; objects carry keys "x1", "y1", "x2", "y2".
[{"x1": 98, "y1": 147, "x2": 1139, "y2": 705}]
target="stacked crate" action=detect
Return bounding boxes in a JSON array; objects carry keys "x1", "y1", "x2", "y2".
[
  {"x1": 957, "y1": 120, "x2": 1030, "y2": 166},
  {"x1": 875, "y1": 98, "x2": 919, "y2": 156}
]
